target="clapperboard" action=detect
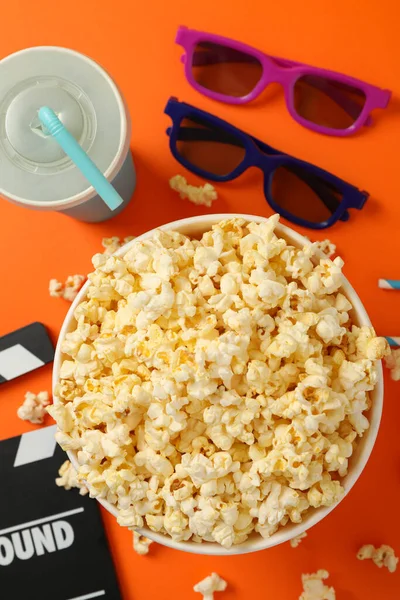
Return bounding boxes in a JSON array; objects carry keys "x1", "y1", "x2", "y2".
[
  {"x1": 0, "y1": 426, "x2": 122, "y2": 599},
  {"x1": 0, "y1": 322, "x2": 55, "y2": 384}
]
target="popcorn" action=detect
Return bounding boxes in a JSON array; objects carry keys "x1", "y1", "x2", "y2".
[
  {"x1": 313, "y1": 239, "x2": 336, "y2": 258},
  {"x1": 193, "y1": 573, "x2": 227, "y2": 600},
  {"x1": 169, "y1": 175, "x2": 217, "y2": 207},
  {"x1": 353, "y1": 326, "x2": 390, "y2": 360},
  {"x1": 132, "y1": 530, "x2": 153, "y2": 555},
  {"x1": 300, "y1": 570, "x2": 336, "y2": 600},
  {"x1": 53, "y1": 216, "x2": 385, "y2": 548},
  {"x1": 17, "y1": 391, "x2": 50, "y2": 425},
  {"x1": 290, "y1": 531, "x2": 307, "y2": 548},
  {"x1": 56, "y1": 460, "x2": 89, "y2": 495},
  {"x1": 49, "y1": 274, "x2": 86, "y2": 302},
  {"x1": 303, "y1": 257, "x2": 344, "y2": 296},
  {"x1": 102, "y1": 236, "x2": 136, "y2": 255},
  {"x1": 49, "y1": 278, "x2": 64, "y2": 297},
  {"x1": 385, "y1": 349, "x2": 400, "y2": 381},
  {"x1": 357, "y1": 544, "x2": 398, "y2": 573},
  {"x1": 307, "y1": 474, "x2": 344, "y2": 508}
]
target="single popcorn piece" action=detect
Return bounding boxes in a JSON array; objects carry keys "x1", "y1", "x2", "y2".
[
  {"x1": 300, "y1": 570, "x2": 336, "y2": 600},
  {"x1": 49, "y1": 278, "x2": 64, "y2": 297},
  {"x1": 49, "y1": 274, "x2": 86, "y2": 302},
  {"x1": 52, "y1": 216, "x2": 385, "y2": 548},
  {"x1": 63, "y1": 275, "x2": 87, "y2": 301},
  {"x1": 132, "y1": 530, "x2": 153, "y2": 555},
  {"x1": 102, "y1": 236, "x2": 136, "y2": 255},
  {"x1": 56, "y1": 460, "x2": 89, "y2": 496},
  {"x1": 357, "y1": 544, "x2": 399, "y2": 573},
  {"x1": 290, "y1": 531, "x2": 307, "y2": 548},
  {"x1": 385, "y1": 349, "x2": 400, "y2": 381},
  {"x1": 169, "y1": 175, "x2": 217, "y2": 207},
  {"x1": 313, "y1": 239, "x2": 336, "y2": 258},
  {"x1": 194, "y1": 572, "x2": 227, "y2": 600},
  {"x1": 17, "y1": 391, "x2": 50, "y2": 425}
]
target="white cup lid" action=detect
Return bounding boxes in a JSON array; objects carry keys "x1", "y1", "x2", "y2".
[{"x1": 0, "y1": 47, "x2": 129, "y2": 208}]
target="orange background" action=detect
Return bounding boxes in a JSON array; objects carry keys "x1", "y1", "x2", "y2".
[{"x1": 0, "y1": 1, "x2": 399, "y2": 598}]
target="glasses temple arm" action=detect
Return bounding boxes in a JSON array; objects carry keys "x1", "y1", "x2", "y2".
[
  {"x1": 170, "y1": 126, "x2": 246, "y2": 148},
  {"x1": 191, "y1": 47, "x2": 261, "y2": 67},
  {"x1": 170, "y1": 125, "x2": 281, "y2": 155}
]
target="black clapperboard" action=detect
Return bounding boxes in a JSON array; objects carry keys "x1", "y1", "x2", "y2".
[
  {"x1": 0, "y1": 426, "x2": 122, "y2": 599},
  {"x1": 0, "y1": 322, "x2": 55, "y2": 384}
]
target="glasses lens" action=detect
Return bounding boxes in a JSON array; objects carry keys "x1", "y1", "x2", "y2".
[
  {"x1": 191, "y1": 41, "x2": 263, "y2": 98},
  {"x1": 176, "y1": 117, "x2": 246, "y2": 176},
  {"x1": 293, "y1": 75, "x2": 366, "y2": 130},
  {"x1": 270, "y1": 165, "x2": 343, "y2": 224}
]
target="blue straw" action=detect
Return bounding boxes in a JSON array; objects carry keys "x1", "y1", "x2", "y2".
[
  {"x1": 38, "y1": 107, "x2": 123, "y2": 211},
  {"x1": 378, "y1": 279, "x2": 400, "y2": 290},
  {"x1": 385, "y1": 337, "x2": 400, "y2": 347}
]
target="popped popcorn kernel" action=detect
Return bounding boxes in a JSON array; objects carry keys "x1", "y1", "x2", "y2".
[
  {"x1": 49, "y1": 274, "x2": 86, "y2": 302},
  {"x1": 49, "y1": 278, "x2": 64, "y2": 297},
  {"x1": 300, "y1": 570, "x2": 336, "y2": 600},
  {"x1": 170, "y1": 175, "x2": 217, "y2": 207},
  {"x1": 17, "y1": 391, "x2": 50, "y2": 425},
  {"x1": 131, "y1": 530, "x2": 153, "y2": 555},
  {"x1": 385, "y1": 349, "x2": 400, "y2": 381},
  {"x1": 194, "y1": 572, "x2": 227, "y2": 600},
  {"x1": 53, "y1": 216, "x2": 384, "y2": 547},
  {"x1": 357, "y1": 544, "x2": 398, "y2": 573},
  {"x1": 56, "y1": 460, "x2": 89, "y2": 496},
  {"x1": 102, "y1": 236, "x2": 136, "y2": 255},
  {"x1": 313, "y1": 239, "x2": 336, "y2": 258},
  {"x1": 290, "y1": 531, "x2": 307, "y2": 548}
]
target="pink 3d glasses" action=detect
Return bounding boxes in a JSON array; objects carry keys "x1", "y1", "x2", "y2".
[{"x1": 176, "y1": 26, "x2": 391, "y2": 137}]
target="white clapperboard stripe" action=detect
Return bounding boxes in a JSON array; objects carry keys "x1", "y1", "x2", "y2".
[
  {"x1": 0, "y1": 508, "x2": 84, "y2": 535},
  {"x1": 14, "y1": 425, "x2": 58, "y2": 467},
  {"x1": 0, "y1": 426, "x2": 122, "y2": 599},
  {"x1": 67, "y1": 592, "x2": 106, "y2": 600},
  {"x1": 0, "y1": 322, "x2": 54, "y2": 383}
]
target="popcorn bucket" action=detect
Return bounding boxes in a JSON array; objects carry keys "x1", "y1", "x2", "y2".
[{"x1": 52, "y1": 214, "x2": 384, "y2": 555}]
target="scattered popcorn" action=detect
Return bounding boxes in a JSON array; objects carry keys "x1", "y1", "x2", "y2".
[
  {"x1": 194, "y1": 573, "x2": 227, "y2": 600},
  {"x1": 52, "y1": 216, "x2": 386, "y2": 548},
  {"x1": 300, "y1": 570, "x2": 335, "y2": 600},
  {"x1": 102, "y1": 236, "x2": 136, "y2": 255},
  {"x1": 385, "y1": 349, "x2": 400, "y2": 381},
  {"x1": 357, "y1": 544, "x2": 398, "y2": 573},
  {"x1": 49, "y1": 278, "x2": 64, "y2": 297},
  {"x1": 132, "y1": 530, "x2": 153, "y2": 555},
  {"x1": 49, "y1": 274, "x2": 86, "y2": 302},
  {"x1": 56, "y1": 460, "x2": 89, "y2": 496},
  {"x1": 290, "y1": 531, "x2": 307, "y2": 548},
  {"x1": 17, "y1": 391, "x2": 50, "y2": 425},
  {"x1": 63, "y1": 275, "x2": 87, "y2": 301},
  {"x1": 169, "y1": 175, "x2": 217, "y2": 207}
]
